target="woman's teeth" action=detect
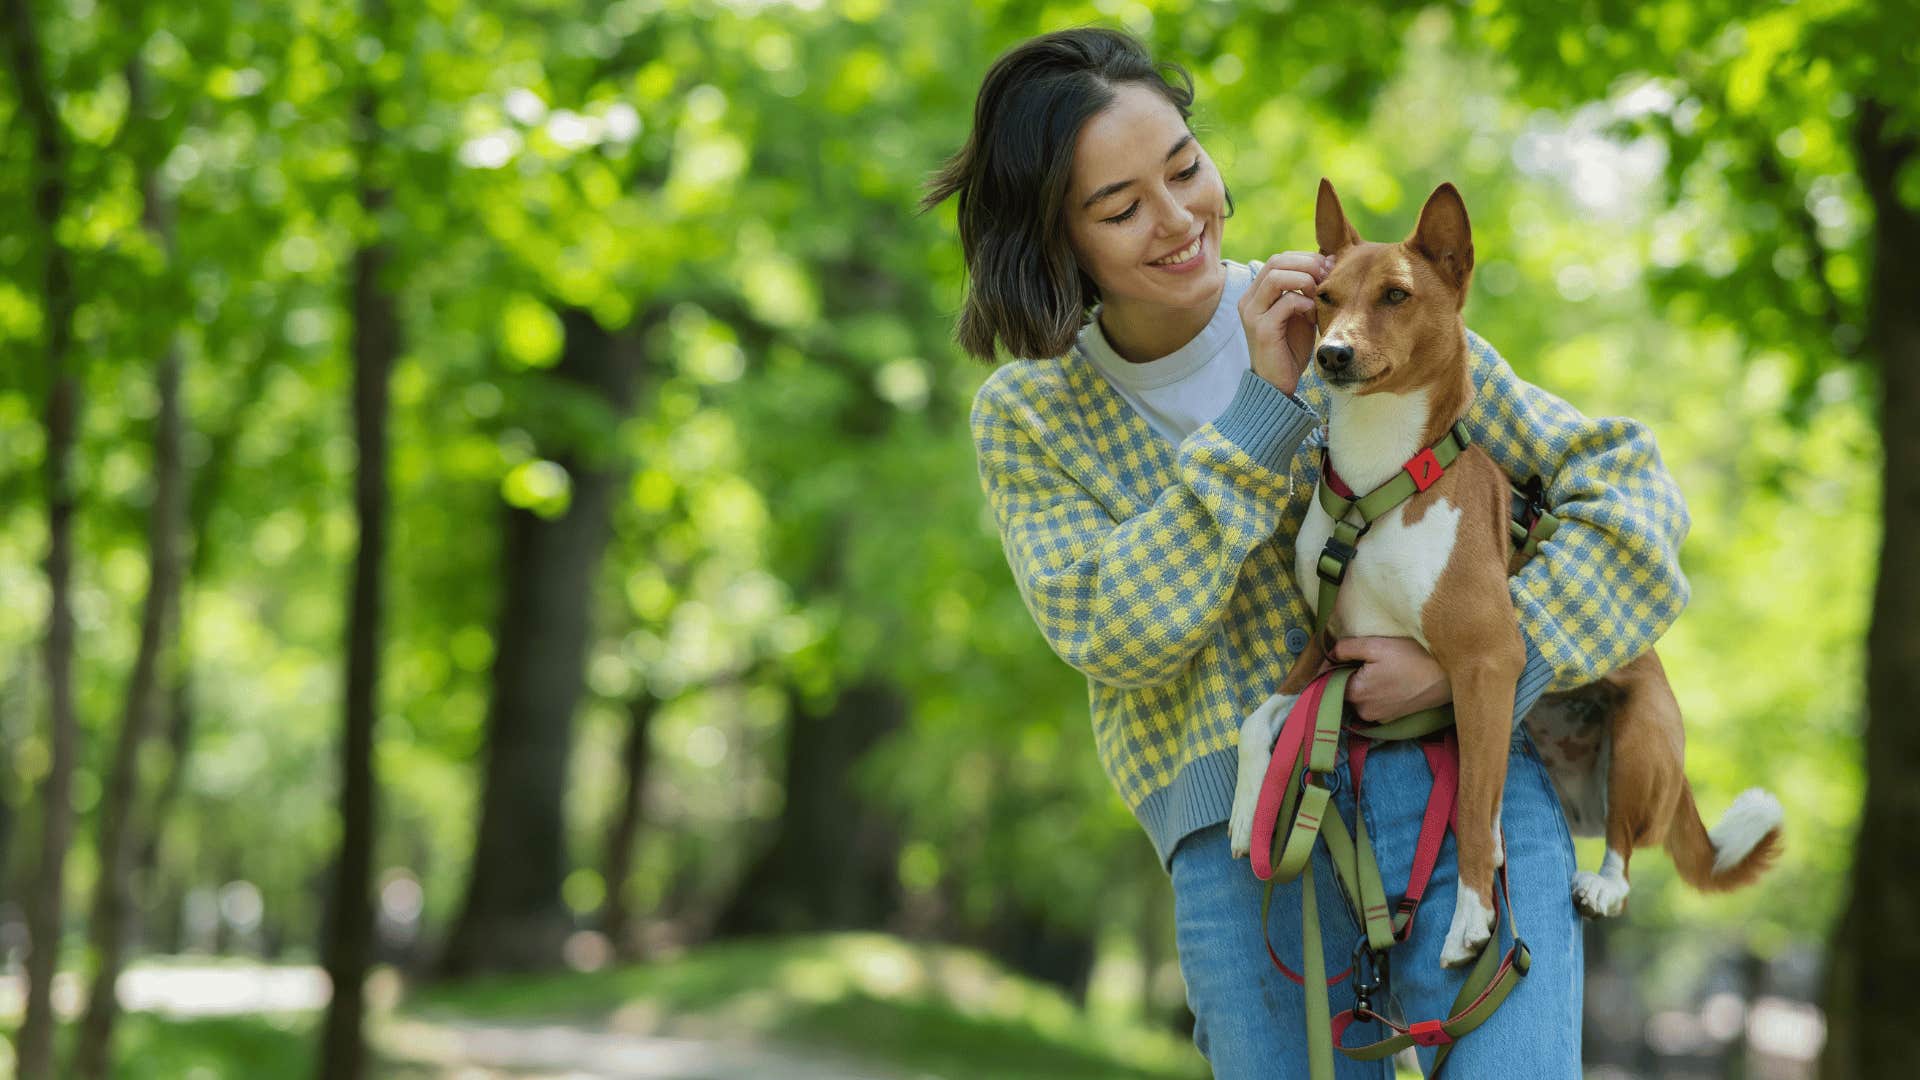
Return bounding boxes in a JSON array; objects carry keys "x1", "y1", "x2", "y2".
[{"x1": 1150, "y1": 234, "x2": 1203, "y2": 266}]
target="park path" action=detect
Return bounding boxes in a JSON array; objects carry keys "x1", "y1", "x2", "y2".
[
  {"x1": 375, "y1": 1014, "x2": 916, "y2": 1079},
  {"x1": 1, "y1": 965, "x2": 916, "y2": 1080}
]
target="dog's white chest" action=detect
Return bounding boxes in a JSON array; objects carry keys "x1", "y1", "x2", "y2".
[
  {"x1": 1295, "y1": 389, "x2": 1463, "y2": 649},
  {"x1": 1297, "y1": 498, "x2": 1462, "y2": 649}
]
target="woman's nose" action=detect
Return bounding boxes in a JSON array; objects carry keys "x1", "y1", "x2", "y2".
[{"x1": 1156, "y1": 194, "x2": 1196, "y2": 235}]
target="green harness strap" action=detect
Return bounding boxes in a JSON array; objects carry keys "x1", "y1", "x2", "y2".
[
  {"x1": 1253, "y1": 420, "x2": 1557, "y2": 1078},
  {"x1": 1255, "y1": 672, "x2": 1532, "y2": 1079},
  {"x1": 1310, "y1": 422, "x2": 1561, "y2": 654}
]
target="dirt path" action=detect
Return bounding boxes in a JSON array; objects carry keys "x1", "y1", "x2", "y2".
[
  {"x1": 1, "y1": 965, "x2": 913, "y2": 1079},
  {"x1": 375, "y1": 1014, "x2": 915, "y2": 1079}
]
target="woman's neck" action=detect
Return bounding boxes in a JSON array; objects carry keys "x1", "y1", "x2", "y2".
[{"x1": 1097, "y1": 278, "x2": 1224, "y2": 363}]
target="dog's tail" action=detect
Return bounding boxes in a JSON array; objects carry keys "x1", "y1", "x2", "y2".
[{"x1": 1665, "y1": 785, "x2": 1784, "y2": 892}]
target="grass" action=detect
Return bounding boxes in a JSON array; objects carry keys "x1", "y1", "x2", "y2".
[
  {"x1": 395, "y1": 931, "x2": 1211, "y2": 1080},
  {"x1": 11, "y1": 932, "x2": 1215, "y2": 1078}
]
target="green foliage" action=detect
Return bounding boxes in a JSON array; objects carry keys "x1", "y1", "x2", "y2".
[{"x1": 0, "y1": 0, "x2": 1882, "y2": 1047}]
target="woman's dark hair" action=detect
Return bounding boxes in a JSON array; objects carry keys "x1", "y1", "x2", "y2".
[{"x1": 920, "y1": 27, "x2": 1233, "y2": 363}]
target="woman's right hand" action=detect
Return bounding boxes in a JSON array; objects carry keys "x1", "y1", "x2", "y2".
[{"x1": 1239, "y1": 251, "x2": 1332, "y2": 395}]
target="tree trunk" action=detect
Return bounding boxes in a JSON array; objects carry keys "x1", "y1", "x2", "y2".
[
  {"x1": 315, "y1": 33, "x2": 398, "y2": 1078},
  {"x1": 70, "y1": 58, "x2": 189, "y2": 1080},
  {"x1": 710, "y1": 679, "x2": 906, "y2": 938},
  {"x1": 435, "y1": 307, "x2": 646, "y2": 977},
  {"x1": 598, "y1": 693, "x2": 659, "y2": 961},
  {"x1": 4, "y1": 0, "x2": 79, "y2": 1073},
  {"x1": 982, "y1": 898, "x2": 1098, "y2": 1002},
  {"x1": 1820, "y1": 98, "x2": 1920, "y2": 1079}
]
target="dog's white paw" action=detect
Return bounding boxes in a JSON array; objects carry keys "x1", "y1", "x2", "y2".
[
  {"x1": 1492, "y1": 823, "x2": 1506, "y2": 869},
  {"x1": 1571, "y1": 869, "x2": 1630, "y2": 919},
  {"x1": 1439, "y1": 886, "x2": 1495, "y2": 968},
  {"x1": 1228, "y1": 692, "x2": 1295, "y2": 858}
]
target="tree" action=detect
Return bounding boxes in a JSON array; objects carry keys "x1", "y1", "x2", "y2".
[
  {"x1": 4, "y1": 0, "x2": 83, "y2": 1072},
  {"x1": 315, "y1": 0, "x2": 400, "y2": 1071}
]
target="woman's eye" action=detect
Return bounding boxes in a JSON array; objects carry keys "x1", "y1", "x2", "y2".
[
  {"x1": 1385, "y1": 288, "x2": 1409, "y2": 303},
  {"x1": 1102, "y1": 159, "x2": 1201, "y2": 224}
]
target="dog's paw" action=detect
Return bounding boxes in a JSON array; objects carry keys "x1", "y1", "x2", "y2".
[
  {"x1": 1227, "y1": 760, "x2": 1262, "y2": 858},
  {"x1": 1571, "y1": 870, "x2": 1630, "y2": 919},
  {"x1": 1492, "y1": 824, "x2": 1505, "y2": 869},
  {"x1": 1439, "y1": 887, "x2": 1495, "y2": 968},
  {"x1": 1228, "y1": 693, "x2": 1295, "y2": 858}
]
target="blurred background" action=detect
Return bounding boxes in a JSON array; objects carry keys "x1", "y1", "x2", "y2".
[{"x1": 0, "y1": 0, "x2": 1912, "y2": 1077}]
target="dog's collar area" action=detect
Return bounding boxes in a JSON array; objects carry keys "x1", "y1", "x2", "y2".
[{"x1": 1319, "y1": 421, "x2": 1472, "y2": 509}]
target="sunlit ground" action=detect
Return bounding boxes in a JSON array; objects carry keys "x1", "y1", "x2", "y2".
[
  {"x1": 0, "y1": 934, "x2": 1237, "y2": 1078},
  {"x1": 0, "y1": 932, "x2": 1810, "y2": 1076}
]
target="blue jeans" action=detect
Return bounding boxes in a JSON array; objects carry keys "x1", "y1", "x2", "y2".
[{"x1": 1171, "y1": 729, "x2": 1583, "y2": 1078}]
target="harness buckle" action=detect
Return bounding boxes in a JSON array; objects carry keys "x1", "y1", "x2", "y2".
[
  {"x1": 1317, "y1": 536, "x2": 1357, "y2": 586},
  {"x1": 1517, "y1": 475, "x2": 1548, "y2": 526}
]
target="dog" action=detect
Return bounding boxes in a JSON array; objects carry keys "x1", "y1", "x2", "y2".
[{"x1": 1227, "y1": 178, "x2": 1783, "y2": 967}]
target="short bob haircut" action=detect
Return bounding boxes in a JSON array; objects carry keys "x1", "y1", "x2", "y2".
[{"x1": 920, "y1": 27, "x2": 1234, "y2": 364}]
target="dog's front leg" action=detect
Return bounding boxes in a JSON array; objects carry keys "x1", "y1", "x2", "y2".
[
  {"x1": 1431, "y1": 622, "x2": 1525, "y2": 967},
  {"x1": 1229, "y1": 691, "x2": 1298, "y2": 858}
]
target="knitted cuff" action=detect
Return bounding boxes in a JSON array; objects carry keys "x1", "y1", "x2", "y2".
[
  {"x1": 1512, "y1": 625, "x2": 1555, "y2": 730},
  {"x1": 1212, "y1": 368, "x2": 1320, "y2": 474}
]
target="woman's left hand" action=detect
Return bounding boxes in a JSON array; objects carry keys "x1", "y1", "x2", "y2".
[{"x1": 1325, "y1": 636, "x2": 1452, "y2": 721}]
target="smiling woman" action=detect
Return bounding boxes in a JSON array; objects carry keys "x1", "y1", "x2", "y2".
[
  {"x1": 920, "y1": 24, "x2": 1679, "y2": 1080},
  {"x1": 1063, "y1": 86, "x2": 1229, "y2": 361}
]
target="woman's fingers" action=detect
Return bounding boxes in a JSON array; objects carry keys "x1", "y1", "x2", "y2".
[
  {"x1": 1243, "y1": 268, "x2": 1321, "y2": 311},
  {"x1": 1241, "y1": 252, "x2": 1329, "y2": 392},
  {"x1": 1255, "y1": 250, "x2": 1331, "y2": 288}
]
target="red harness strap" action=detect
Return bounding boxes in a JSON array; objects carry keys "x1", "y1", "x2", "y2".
[
  {"x1": 1347, "y1": 732, "x2": 1459, "y2": 938},
  {"x1": 1248, "y1": 680, "x2": 1459, "y2": 986}
]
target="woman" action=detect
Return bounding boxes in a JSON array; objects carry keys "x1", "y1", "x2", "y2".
[{"x1": 921, "y1": 27, "x2": 1689, "y2": 1078}]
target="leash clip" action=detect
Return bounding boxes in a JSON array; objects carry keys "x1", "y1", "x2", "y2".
[
  {"x1": 1516, "y1": 474, "x2": 1549, "y2": 528},
  {"x1": 1350, "y1": 935, "x2": 1388, "y2": 1014}
]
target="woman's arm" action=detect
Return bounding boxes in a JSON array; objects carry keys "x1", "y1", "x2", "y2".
[
  {"x1": 1463, "y1": 328, "x2": 1691, "y2": 714},
  {"x1": 972, "y1": 363, "x2": 1318, "y2": 690}
]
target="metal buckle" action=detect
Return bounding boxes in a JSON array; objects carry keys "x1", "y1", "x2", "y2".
[{"x1": 1351, "y1": 935, "x2": 1388, "y2": 1014}]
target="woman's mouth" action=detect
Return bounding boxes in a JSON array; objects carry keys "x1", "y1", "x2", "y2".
[{"x1": 1148, "y1": 226, "x2": 1206, "y2": 271}]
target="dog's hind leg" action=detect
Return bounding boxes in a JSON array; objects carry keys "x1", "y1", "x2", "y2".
[
  {"x1": 1573, "y1": 655, "x2": 1671, "y2": 917},
  {"x1": 1573, "y1": 841, "x2": 1632, "y2": 919}
]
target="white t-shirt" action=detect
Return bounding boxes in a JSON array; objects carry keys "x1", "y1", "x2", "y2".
[{"x1": 1076, "y1": 258, "x2": 1275, "y2": 445}]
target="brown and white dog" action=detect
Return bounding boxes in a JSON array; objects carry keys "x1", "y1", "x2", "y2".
[{"x1": 1226, "y1": 179, "x2": 1783, "y2": 966}]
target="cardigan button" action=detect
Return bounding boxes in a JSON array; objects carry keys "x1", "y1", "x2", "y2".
[{"x1": 1285, "y1": 627, "x2": 1309, "y2": 655}]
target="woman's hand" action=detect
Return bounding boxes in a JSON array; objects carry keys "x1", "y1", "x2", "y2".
[
  {"x1": 1320, "y1": 636, "x2": 1452, "y2": 721},
  {"x1": 1239, "y1": 251, "x2": 1331, "y2": 394}
]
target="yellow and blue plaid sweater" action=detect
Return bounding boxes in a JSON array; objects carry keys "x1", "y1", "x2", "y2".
[{"x1": 969, "y1": 328, "x2": 1691, "y2": 869}]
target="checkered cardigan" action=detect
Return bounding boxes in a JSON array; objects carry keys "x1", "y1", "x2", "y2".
[{"x1": 968, "y1": 328, "x2": 1691, "y2": 868}]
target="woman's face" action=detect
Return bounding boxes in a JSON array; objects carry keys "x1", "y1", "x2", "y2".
[{"x1": 1064, "y1": 82, "x2": 1227, "y2": 316}]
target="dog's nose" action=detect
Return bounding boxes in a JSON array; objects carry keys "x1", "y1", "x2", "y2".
[{"x1": 1317, "y1": 343, "x2": 1354, "y2": 373}]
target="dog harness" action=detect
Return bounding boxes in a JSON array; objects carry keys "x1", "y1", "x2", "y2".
[
  {"x1": 1246, "y1": 422, "x2": 1561, "y2": 1077},
  {"x1": 1310, "y1": 421, "x2": 1560, "y2": 657}
]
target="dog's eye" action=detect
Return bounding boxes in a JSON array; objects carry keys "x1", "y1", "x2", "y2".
[
  {"x1": 1384, "y1": 287, "x2": 1409, "y2": 304},
  {"x1": 1316, "y1": 291, "x2": 1333, "y2": 304}
]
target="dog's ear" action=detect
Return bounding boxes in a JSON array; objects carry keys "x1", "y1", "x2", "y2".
[
  {"x1": 1315, "y1": 178, "x2": 1362, "y2": 256},
  {"x1": 1409, "y1": 183, "x2": 1474, "y2": 300}
]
